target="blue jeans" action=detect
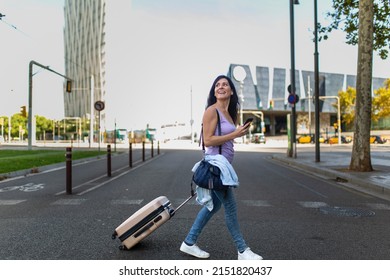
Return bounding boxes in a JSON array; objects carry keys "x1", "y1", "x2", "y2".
[{"x1": 184, "y1": 188, "x2": 248, "y2": 253}]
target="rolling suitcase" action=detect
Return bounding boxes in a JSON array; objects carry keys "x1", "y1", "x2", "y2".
[{"x1": 112, "y1": 191, "x2": 194, "y2": 250}]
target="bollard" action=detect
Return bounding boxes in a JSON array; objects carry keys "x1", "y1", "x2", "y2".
[
  {"x1": 129, "y1": 142, "x2": 133, "y2": 168},
  {"x1": 107, "y1": 144, "x2": 112, "y2": 177},
  {"x1": 142, "y1": 141, "x2": 145, "y2": 162},
  {"x1": 157, "y1": 141, "x2": 160, "y2": 155},
  {"x1": 66, "y1": 147, "x2": 72, "y2": 194},
  {"x1": 151, "y1": 140, "x2": 154, "y2": 158}
]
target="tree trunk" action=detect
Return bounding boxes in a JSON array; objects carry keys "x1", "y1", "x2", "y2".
[{"x1": 349, "y1": 0, "x2": 374, "y2": 172}]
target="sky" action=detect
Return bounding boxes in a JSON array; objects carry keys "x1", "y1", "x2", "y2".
[{"x1": 1, "y1": 0, "x2": 389, "y2": 132}]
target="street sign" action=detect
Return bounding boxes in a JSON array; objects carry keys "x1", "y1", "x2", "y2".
[
  {"x1": 288, "y1": 94, "x2": 299, "y2": 104},
  {"x1": 94, "y1": 101, "x2": 105, "y2": 111},
  {"x1": 287, "y1": 84, "x2": 299, "y2": 104}
]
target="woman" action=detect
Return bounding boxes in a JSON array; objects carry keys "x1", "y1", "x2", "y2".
[{"x1": 180, "y1": 75, "x2": 263, "y2": 260}]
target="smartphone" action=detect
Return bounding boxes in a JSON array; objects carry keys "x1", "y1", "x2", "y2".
[{"x1": 243, "y1": 118, "x2": 253, "y2": 126}]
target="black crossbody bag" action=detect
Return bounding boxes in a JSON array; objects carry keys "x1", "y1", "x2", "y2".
[{"x1": 192, "y1": 110, "x2": 228, "y2": 191}]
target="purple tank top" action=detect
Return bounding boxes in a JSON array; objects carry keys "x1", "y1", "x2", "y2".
[{"x1": 205, "y1": 109, "x2": 235, "y2": 163}]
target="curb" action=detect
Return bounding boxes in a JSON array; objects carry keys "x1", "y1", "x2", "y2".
[{"x1": 271, "y1": 154, "x2": 390, "y2": 199}]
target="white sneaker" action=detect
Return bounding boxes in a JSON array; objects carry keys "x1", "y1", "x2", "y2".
[
  {"x1": 180, "y1": 242, "x2": 210, "y2": 259},
  {"x1": 238, "y1": 248, "x2": 263, "y2": 260}
]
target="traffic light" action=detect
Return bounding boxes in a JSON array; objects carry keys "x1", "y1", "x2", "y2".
[
  {"x1": 66, "y1": 80, "x2": 72, "y2": 93},
  {"x1": 20, "y1": 106, "x2": 27, "y2": 118},
  {"x1": 269, "y1": 99, "x2": 274, "y2": 109}
]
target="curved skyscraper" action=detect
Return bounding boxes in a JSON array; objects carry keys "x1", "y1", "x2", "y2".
[{"x1": 63, "y1": 0, "x2": 106, "y2": 134}]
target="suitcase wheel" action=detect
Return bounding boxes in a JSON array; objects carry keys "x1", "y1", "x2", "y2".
[
  {"x1": 119, "y1": 245, "x2": 127, "y2": 251},
  {"x1": 111, "y1": 232, "x2": 117, "y2": 240}
]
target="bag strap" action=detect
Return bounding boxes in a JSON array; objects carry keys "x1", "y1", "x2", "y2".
[{"x1": 200, "y1": 109, "x2": 222, "y2": 154}]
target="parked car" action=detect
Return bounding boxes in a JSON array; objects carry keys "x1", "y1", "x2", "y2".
[
  {"x1": 325, "y1": 135, "x2": 352, "y2": 144},
  {"x1": 297, "y1": 134, "x2": 325, "y2": 144},
  {"x1": 370, "y1": 135, "x2": 387, "y2": 144},
  {"x1": 297, "y1": 134, "x2": 312, "y2": 144}
]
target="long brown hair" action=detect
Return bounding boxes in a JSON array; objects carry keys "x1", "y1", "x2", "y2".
[{"x1": 206, "y1": 75, "x2": 239, "y2": 124}]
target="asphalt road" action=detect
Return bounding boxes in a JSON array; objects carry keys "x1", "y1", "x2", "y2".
[{"x1": 0, "y1": 147, "x2": 389, "y2": 260}]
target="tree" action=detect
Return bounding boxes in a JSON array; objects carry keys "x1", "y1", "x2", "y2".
[
  {"x1": 336, "y1": 79, "x2": 390, "y2": 129},
  {"x1": 10, "y1": 113, "x2": 27, "y2": 140},
  {"x1": 319, "y1": 0, "x2": 390, "y2": 171},
  {"x1": 350, "y1": 0, "x2": 374, "y2": 171},
  {"x1": 338, "y1": 87, "x2": 356, "y2": 128},
  {"x1": 35, "y1": 116, "x2": 53, "y2": 140},
  {"x1": 320, "y1": 0, "x2": 390, "y2": 59}
]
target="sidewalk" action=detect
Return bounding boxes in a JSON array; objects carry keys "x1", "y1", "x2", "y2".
[{"x1": 272, "y1": 148, "x2": 390, "y2": 200}]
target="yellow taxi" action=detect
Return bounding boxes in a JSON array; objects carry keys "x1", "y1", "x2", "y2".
[
  {"x1": 326, "y1": 135, "x2": 352, "y2": 144},
  {"x1": 297, "y1": 134, "x2": 325, "y2": 144},
  {"x1": 297, "y1": 135, "x2": 313, "y2": 144}
]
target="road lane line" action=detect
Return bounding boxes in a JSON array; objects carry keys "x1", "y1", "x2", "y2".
[
  {"x1": 55, "y1": 155, "x2": 164, "y2": 196},
  {"x1": 77, "y1": 154, "x2": 163, "y2": 196},
  {"x1": 55, "y1": 163, "x2": 135, "y2": 195}
]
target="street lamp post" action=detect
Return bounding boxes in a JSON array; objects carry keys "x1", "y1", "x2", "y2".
[
  {"x1": 314, "y1": 0, "x2": 320, "y2": 162},
  {"x1": 190, "y1": 86, "x2": 194, "y2": 144},
  {"x1": 70, "y1": 78, "x2": 101, "y2": 149},
  {"x1": 232, "y1": 66, "x2": 246, "y2": 143},
  {"x1": 289, "y1": 0, "x2": 299, "y2": 158},
  {"x1": 239, "y1": 81, "x2": 244, "y2": 126},
  {"x1": 28, "y1": 60, "x2": 72, "y2": 150},
  {"x1": 8, "y1": 116, "x2": 11, "y2": 143},
  {"x1": 114, "y1": 119, "x2": 117, "y2": 152},
  {"x1": 239, "y1": 82, "x2": 245, "y2": 143},
  {"x1": 90, "y1": 75, "x2": 94, "y2": 148},
  {"x1": 307, "y1": 77, "x2": 312, "y2": 136}
]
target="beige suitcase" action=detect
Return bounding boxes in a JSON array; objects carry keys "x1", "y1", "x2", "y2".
[
  {"x1": 112, "y1": 196, "x2": 173, "y2": 250},
  {"x1": 112, "y1": 194, "x2": 193, "y2": 250}
]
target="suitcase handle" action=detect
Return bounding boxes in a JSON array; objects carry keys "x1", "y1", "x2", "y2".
[{"x1": 170, "y1": 189, "x2": 196, "y2": 217}]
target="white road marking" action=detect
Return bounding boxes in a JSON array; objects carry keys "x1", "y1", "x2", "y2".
[
  {"x1": 111, "y1": 199, "x2": 144, "y2": 205},
  {"x1": 297, "y1": 201, "x2": 328, "y2": 208},
  {"x1": 51, "y1": 199, "x2": 86, "y2": 205},
  {"x1": 0, "y1": 200, "x2": 26, "y2": 205},
  {"x1": 366, "y1": 203, "x2": 390, "y2": 210},
  {"x1": 241, "y1": 200, "x2": 272, "y2": 207}
]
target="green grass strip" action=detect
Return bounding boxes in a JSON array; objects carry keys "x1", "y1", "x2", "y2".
[{"x1": 0, "y1": 149, "x2": 106, "y2": 174}]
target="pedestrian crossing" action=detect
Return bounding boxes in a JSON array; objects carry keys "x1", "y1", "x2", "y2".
[{"x1": 1, "y1": 198, "x2": 390, "y2": 212}]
